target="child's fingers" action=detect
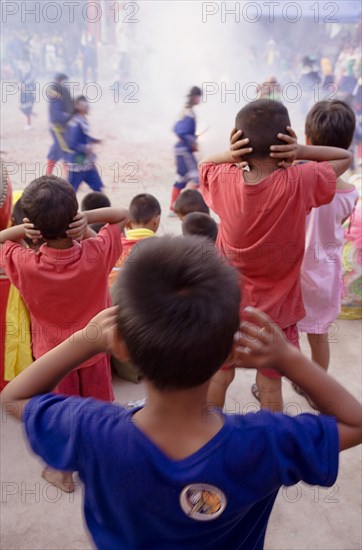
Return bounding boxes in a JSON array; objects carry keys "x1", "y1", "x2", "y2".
[
  {"x1": 233, "y1": 147, "x2": 253, "y2": 158},
  {"x1": 230, "y1": 128, "x2": 242, "y2": 144},
  {"x1": 239, "y1": 324, "x2": 271, "y2": 349},
  {"x1": 24, "y1": 225, "x2": 42, "y2": 238},
  {"x1": 230, "y1": 137, "x2": 250, "y2": 150},
  {"x1": 270, "y1": 142, "x2": 296, "y2": 151},
  {"x1": 286, "y1": 126, "x2": 297, "y2": 138},
  {"x1": 275, "y1": 132, "x2": 296, "y2": 144},
  {"x1": 232, "y1": 347, "x2": 259, "y2": 369},
  {"x1": 68, "y1": 218, "x2": 84, "y2": 229},
  {"x1": 243, "y1": 306, "x2": 275, "y2": 330}
]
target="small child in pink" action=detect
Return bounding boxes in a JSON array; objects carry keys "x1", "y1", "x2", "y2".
[{"x1": 298, "y1": 100, "x2": 358, "y2": 379}]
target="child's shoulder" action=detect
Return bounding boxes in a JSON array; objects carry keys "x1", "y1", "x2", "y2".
[{"x1": 335, "y1": 179, "x2": 357, "y2": 192}]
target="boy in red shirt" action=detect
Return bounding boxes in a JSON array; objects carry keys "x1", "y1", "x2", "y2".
[
  {"x1": 0, "y1": 175, "x2": 128, "y2": 491},
  {"x1": 199, "y1": 99, "x2": 353, "y2": 411}
]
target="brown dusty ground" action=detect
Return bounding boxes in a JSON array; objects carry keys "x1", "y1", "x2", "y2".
[{"x1": 1, "y1": 86, "x2": 361, "y2": 550}]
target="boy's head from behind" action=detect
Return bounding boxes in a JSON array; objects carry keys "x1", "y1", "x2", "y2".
[
  {"x1": 174, "y1": 189, "x2": 209, "y2": 220},
  {"x1": 113, "y1": 236, "x2": 240, "y2": 390},
  {"x1": 182, "y1": 212, "x2": 218, "y2": 243},
  {"x1": 21, "y1": 175, "x2": 78, "y2": 240},
  {"x1": 81, "y1": 191, "x2": 111, "y2": 211},
  {"x1": 235, "y1": 99, "x2": 291, "y2": 161},
  {"x1": 129, "y1": 193, "x2": 161, "y2": 232},
  {"x1": 305, "y1": 100, "x2": 356, "y2": 149}
]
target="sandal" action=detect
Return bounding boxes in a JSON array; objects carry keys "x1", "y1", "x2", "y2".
[
  {"x1": 291, "y1": 383, "x2": 318, "y2": 410},
  {"x1": 251, "y1": 383, "x2": 260, "y2": 403}
]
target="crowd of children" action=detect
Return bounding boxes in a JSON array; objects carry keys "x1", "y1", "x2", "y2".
[{"x1": 0, "y1": 97, "x2": 361, "y2": 549}]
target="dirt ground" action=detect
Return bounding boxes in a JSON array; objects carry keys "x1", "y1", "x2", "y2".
[{"x1": 1, "y1": 83, "x2": 361, "y2": 550}]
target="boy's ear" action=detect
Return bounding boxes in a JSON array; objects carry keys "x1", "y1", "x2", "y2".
[
  {"x1": 112, "y1": 336, "x2": 130, "y2": 363},
  {"x1": 152, "y1": 215, "x2": 161, "y2": 231},
  {"x1": 305, "y1": 135, "x2": 312, "y2": 145},
  {"x1": 126, "y1": 220, "x2": 133, "y2": 230}
]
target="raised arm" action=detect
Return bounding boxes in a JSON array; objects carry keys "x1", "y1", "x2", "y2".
[
  {"x1": 0, "y1": 221, "x2": 41, "y2": 245},
  {"x1": 199, "y1": 130, "x2": 252, "y2": 166},
  {"x1": 0, "y1": 225, "x2": 26, "y2": 244},
  {"x1": 269, "y1": 127, "x2": 353, "y2": 177},
  {"x1": 0, "y1": 307, "x2": 118, "y2": 420},
  {"x1": 66, "y1": 207, "x2": 129, "y2": 239},
  {"x1": 232, "y1": 307, "x2": 362, "y2": 451},
  {"x1": 84, "y1": 207, "x2": 129, "y2": 227}
]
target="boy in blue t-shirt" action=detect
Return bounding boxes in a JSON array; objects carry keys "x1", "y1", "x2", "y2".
[{"x1": 2, "y1": 236, "x2": 361, "y2": 550}]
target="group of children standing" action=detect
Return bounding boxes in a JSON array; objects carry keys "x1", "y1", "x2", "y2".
[{"x1": 0, "y1": 95, "x2": 361, "y2": 549}]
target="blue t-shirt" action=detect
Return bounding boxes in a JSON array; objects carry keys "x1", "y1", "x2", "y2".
[{"x1": 23, "y1": 394, "x2": 338, "y2": 550}]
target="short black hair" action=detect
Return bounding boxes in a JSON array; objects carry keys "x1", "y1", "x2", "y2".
[
  {"x1": 11, "y1": 198, "x2": 34, "y2": 247},
  {"x1": 305, "y1": 100, "x2": 356, "y2": 150},
  {"x1": 182, "y1": 213, "x2": 218, "y2": 242},
  {"x1": 11, "y1": 198, "x2": 26, "y2": 226},
  {"x1": 174, "y1": 190, "x2": 209, "y2": 217},
  {"x1": 235, "y1": 99, "x2": 291, "y2": 160},
  {"x1": 21, "y1": 175, "x2": 78, "y2": 240},
  {"x1": 81, "y1": 192, "x2": 111, "y2": 211},
  {"x1": 113, "y1": 236, "x2": 240, "y2": 390},
  {"x1": 129, "y1": 194, "x2": 161, "y2": 225}
]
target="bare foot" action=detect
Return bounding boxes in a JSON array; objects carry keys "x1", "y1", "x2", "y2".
[{"x1": 41, "y1": 467, "x2": 75, "y2": 493}]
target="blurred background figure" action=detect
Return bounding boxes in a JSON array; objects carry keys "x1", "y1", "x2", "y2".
[
  {"x1": 17, "y1": 54, "x2": 36, "y2": 130},
  {"x1": 46, "y1": 72, "x2": 74, "y2": 175},
  {"x1": 82, "y1": 33, "x2": 98, "y2": 84},
  {"x1": 169, "y1": 86, "x2": 202, "y2": 213}
]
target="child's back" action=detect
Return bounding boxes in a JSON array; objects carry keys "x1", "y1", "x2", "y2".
[
  {"x1": 200, "y1": 100, "x2": 351, "y2": 329},
  {"x1": 199, "y1": 99, "x2": 353, "y2": 409},
  {"x1": 0, "y1": 176, "x2": 125, "y2": 368},
  {"x1": 19, "y1": 237, "x2": 345, "y2": 550},
  {"x1": 297, "y1": 100, "x2": 358, "y2": 368},
  {"x1": 299, "y1": 186, "x2": 358, "y2": 330}
]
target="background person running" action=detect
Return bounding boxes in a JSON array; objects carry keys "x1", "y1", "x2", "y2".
[{"x1": 169, "y1": 86, "x2": 202, "y2": 213}]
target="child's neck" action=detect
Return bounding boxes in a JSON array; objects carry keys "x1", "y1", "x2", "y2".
[
  {"x1": 243, "y1": 158, "x2": 280, "y2": 185},
  {"x1": 45, "y1": 237, "x2": 74, "y2": 249},
  {"x1": 129, "y1": 223, "x2": 155, "y2": 232},
  {"x1": 133, "y1": 381, "x2": 223, "y2": 461}
]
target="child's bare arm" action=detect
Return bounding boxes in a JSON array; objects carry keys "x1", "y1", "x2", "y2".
[
  {"x1": 270, "y1": 128, "x2": 353, "y2": 177},
  {"x1": 233, "y1": 307, "x2": 362, "y2": 451},
  {"x1": 66, "y1": 208, "x2": 129, "y2": 238},
  {"x1": 81, "y1": 207, "x2": 129, "y2": 230},
  {"x1": 0, "y1": 221, "x2": 42, "y2": 245},
  {"x1": 0, "y1": 225, "x2": 26, "y2": 244},
  {"x1": 0, "y1": 307, "x2": 119, "y2": 421},
  {"x1": 199, "y1": 131, "x2": 252, "y2": 165}
]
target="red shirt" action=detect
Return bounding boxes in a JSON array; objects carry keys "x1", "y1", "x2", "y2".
[
  {"x1": 0, "y1": 224, "x2": 122, "y2": 367},
  {"x1": 200, "y1": 161, "x2": 336, "y2": 327}
]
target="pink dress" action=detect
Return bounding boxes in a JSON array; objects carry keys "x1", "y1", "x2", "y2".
[{"x1": 298, "y1": 187, "x2": 358, "y2": 334}]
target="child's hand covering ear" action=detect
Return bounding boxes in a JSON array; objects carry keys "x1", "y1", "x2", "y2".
[
  {"x1": 270, "y1": 126, "x2": 299, "y2": 167},
  {"x1": 231, "y1": 307, "x2": 294, "y2": 371},
  {"x1": 23, "y1": 218, "x2": 42, "y2": 243},
  {"x1": 66, "y1": 212, "x2": 88, "y2": 240},
  {"x1": 229, "y1": 129, "x2": 253, "y2": 162},
  {"x1": 84, "y1": 306, "x2": 120, "y2": 354}
]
